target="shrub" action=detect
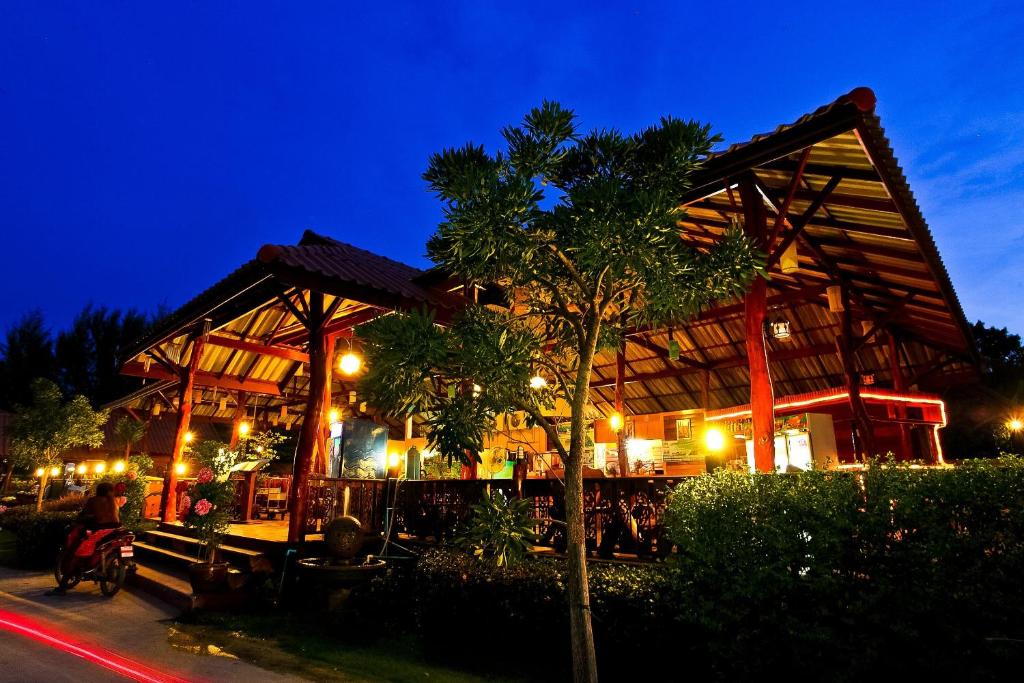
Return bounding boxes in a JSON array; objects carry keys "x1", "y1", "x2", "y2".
[
  {"x1": 97, "y1": 453, "x2": 153, "y2": 530},
  {"x1": 453, "y1": 491, "x2": 536, "y2": 566},
  {"x1": 663, "y1": 458, "x2": 1024, "y2": 681},
  {"x1": 0, "y1": 507, "x2": 77, "y2": 568},
  {"x1": 41, "y1": 493, "x2": 86, "y2": 512},
  {"x1": 412, "y1": 548, "x2": 693, "y2": 680}
]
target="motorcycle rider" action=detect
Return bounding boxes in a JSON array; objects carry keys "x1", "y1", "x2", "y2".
[{"x1": 51, "y1": 482, "x2": 121, "y2": 594}]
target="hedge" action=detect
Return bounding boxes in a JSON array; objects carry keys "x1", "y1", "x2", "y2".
[
  {"x1": 664, "y1": 457, "x2": 1024, "y2": 681},
  {"x1": 348, "y1": 459, "x2": 1024, "y2": 681},
  {"x1": 0, "y1": 507, "x2": 76, "y2": 568}
]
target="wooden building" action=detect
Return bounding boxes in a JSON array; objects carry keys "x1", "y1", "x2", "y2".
[{"x1": 111, "y1": 87, "x2": 976, "y2": 542}]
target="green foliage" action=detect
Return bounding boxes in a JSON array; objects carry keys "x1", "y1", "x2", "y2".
[
  {"x1": 55, "y1": 305, "x2": 150, "y2": 406},
  {"x1": 98, "y1": 452, "x2": 153, "y2": 530},
  {"x1": 453, "y1": 491, "x2": 536, "y2": 567},
  {"x1": 360, "y1": 102, "x2": 761, "y2": 469},
  {"x1": 113, "y1": 416, "x2": 146, "y2": 457},
  {"x1": 180, "y1": 440, "x2": 239, "y2": 561},
  {"x1": 40, "y1": 494, "x2": 86, "y2": 512},
  {"x1": 663, "y1": 459, "x2": 1024, "y2": 680},
  {"x1": 237, "y1": 428, "x2": 289, "y2": 461},
  {"x1": 9, "y1": 378, "x2": 108, "y2": 469},
  {"x1": 0, "y1": 507, "x2": 77, "y2": 568},
  {"x1": 0, "y1": 311, "x2": 56, "y2": 410}
]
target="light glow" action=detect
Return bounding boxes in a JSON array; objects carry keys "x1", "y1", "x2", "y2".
[
  {"x1": 704, "y1": 427, "x2": 727, "y2": 452},
  {"x1": 113, "y1": 461, "x2": 126, "y2": 473},
  {"x1": 1008, "y1": 418, "x2": 1024, "y2": 433},
  {"x1": 388, "y1": 452, "x2": 401, "y2": 468},
  {"x1": 94, "y1": 462, "x2": 106, "y2": 474},
  {"x1": 183, "y1": 431, "x2": 193, "y2": 444},
  {"x1": 34, "y1": 467, "x2": 44, "y2": 477},
  {"x1": 339, "y1": 352, "x2": 362, "y2": 375},
  {"x1": 76, "y1": 464, "x2": 87, "y2": 475},
  {"x1": 329, "y1": 408, "x2": 341, "y2": 424},
  {"x1": 174, "y1": 462, "x2": 187, "y2": 476},
  {"x1": 238, "y1": 421, "x2": 250, "y2": 437},
  {"x1": 529, "y1": 375, "x2": 547, "y2": 389},
  {"x1": 609, "y1": 412, "x2": 623, "y2": 432},
  {"x1": 0, "y1": 608, "x2": 189, "y2": 683},
  {"x1": 50, "y1": 466, "x2": 61, "y2": 478}
]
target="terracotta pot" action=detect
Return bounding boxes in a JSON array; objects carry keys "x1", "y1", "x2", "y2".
[{"x1": 188, "y1": 561, "x2": 230, "y2": 594}]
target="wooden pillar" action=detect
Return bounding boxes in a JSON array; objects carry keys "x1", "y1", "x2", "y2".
[
  {"x1": 229, "y1": 391, "x2": 248, "y2": 449},
  {"x1": 701, "y1": 369, "x2": 711, "y2": 411},
  {"x1": 162, "y1": 331, "x2": 207, "y2": 523},
  {"x1": 615, "y1": 346, "x2": 629, "y2": 477},
  {"x1": 314, "y1": 336, "x2": 336, "y2": 476},
  {"x1": 888, "y1": 332, "x2": 914, "y2": 459},
  {"x1": 837, "y1": 286, "x2": 875, "y2": 461},
  {"x1": 288, "y1": 292, "x2": 329, "y2": 544},
  {"x1": 739, "y1": 178, "x2": 775, "y2": 473}
]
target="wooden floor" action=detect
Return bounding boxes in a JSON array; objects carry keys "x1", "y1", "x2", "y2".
[{"x1": 158, "y1": 519, "x2": 323, "y2": 544}]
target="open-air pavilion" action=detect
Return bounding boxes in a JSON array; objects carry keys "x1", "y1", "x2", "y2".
[{"x1": 110, "y1": 88, "x2": 976, "y2": 552}]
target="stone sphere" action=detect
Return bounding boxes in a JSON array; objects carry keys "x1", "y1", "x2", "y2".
[{"x1": 323, "y1": 515, "x2": 364, "y2": 560}]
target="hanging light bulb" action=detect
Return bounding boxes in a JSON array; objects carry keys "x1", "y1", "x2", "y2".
[
  {"x1": 238, "y1": 421, "x2": 250, "y2": 438},
  {"x1": 339, "y1": 352, "x2": 362, "y2": 375},
  {"x1": 184, "y1": 431, "x2": 194, "y2": 444},
  {"x1": 529, "y1": 375, "x2": 547, "y2": 390},
  {"x1": 609, "y1": 412, "x2": 623, "y2": 432},
  {"x1": 767, "y1": 319, "x2": 792, "y2": 341},
  {"x1": 329, "y1": 408, "x2": 341, "y2": 424}
]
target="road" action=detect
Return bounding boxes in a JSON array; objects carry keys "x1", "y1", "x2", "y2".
[{"x1": 0, "y1": 566, "x2": 303, "y2": 682}]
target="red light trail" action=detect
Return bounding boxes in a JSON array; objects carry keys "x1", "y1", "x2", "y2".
[{"x1": 0, "y1": 608, "x2": 193, "y2": 683}]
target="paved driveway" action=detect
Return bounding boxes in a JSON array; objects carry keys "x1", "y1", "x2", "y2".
[{"x1": 0, "y1": 567, "x2": 303, "y2": 682}]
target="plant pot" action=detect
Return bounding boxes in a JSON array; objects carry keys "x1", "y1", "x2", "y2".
[{"x1": 188, "y1": 561, "x2": 230, "y2": 594}]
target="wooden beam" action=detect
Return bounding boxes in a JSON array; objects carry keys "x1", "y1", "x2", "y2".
[
  {"x1": 767, "y1": 147, "x2": 811, "y2": 246},
  {"x1": 765, "y1": 174, "x2": 843, "y2": 271},
  {"x1": 739, "y1": 176, "x2": 775, "y2": 473},
  {"x1": 122, "y1": 362, "x2": 282, "y2": 396},
  {"x1": 289, "y1": 291, "x2": 332, "y2": 544},
  {"x1": 162, "y1": 330, "x2": 207, "y2": 522},
  {"x1": 614, "y1": 348, "x2": 628, "y2": 477},
  {"x1": 207, "y1": 335, "x2": 309, "y2": 363},
  {"x1": 759, "y1": 158, "x2": 879, "y2": 182}
]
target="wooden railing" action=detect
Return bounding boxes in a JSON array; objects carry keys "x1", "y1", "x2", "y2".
[{"x1": 303, "y1": 476, "x2": 688, "y2": 558}]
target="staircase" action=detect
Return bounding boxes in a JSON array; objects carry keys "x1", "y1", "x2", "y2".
[{"x1": 128, "y1": 522, "x2": 273, "y2": 611}]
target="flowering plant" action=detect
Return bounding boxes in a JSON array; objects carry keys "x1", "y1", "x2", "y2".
[
  {"x1": 180, "y1": 441, "x2": 239, "y2": 563},
  {"x1": 97, "y1": 453, "x2": 153, "y2": 530}
]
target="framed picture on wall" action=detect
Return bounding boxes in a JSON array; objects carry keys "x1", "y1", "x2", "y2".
[{"x1": 675, "y1": 418, "x2": 692, "y2": 441}]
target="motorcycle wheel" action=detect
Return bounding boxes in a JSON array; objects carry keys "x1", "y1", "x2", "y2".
[
  {"x1": 53, "y1": 548, "x2": 80, "y2": 589},
  {"x1": 99, "y1": 556, "x2": 126, "y2": 597}
]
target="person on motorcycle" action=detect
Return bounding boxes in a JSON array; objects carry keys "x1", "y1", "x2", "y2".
[{"x1": 51, "y1": 482, "x2": 121, "y2": 595}]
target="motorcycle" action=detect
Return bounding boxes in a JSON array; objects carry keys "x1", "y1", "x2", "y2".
[{"x1": 54, "y1": 526, "x2": 136, "y2": 597}]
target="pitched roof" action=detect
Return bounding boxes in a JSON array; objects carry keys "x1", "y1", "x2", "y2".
[{"x1": 256, "y1": 230, "x2": 457, "y2": 310}]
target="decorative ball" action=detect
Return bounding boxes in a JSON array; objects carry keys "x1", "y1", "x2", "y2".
[{"x1": 323, "y1": 515, "x2": 364, "y2": 560}]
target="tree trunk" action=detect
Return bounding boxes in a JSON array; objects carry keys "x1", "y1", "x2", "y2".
[
  {"x1": 563, "y1": 447, "x2": 598, "y2": 681},
  {"x1": 0, "y1": 462, "x2": 13, "y2": 495},
  {"x1": 36, "y1": 470, "x2": 48, "y2": 511},
  {"x1": 563, "y1": 314, "x2": 602, "y2": 682}
]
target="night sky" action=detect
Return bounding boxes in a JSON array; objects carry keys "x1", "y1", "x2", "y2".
[{"x1": 1, "y1": 2, "x2": 1022, "y2": 336}]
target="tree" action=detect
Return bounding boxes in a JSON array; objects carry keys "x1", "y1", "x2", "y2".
[
  {"x1": 113, "y1": 415, "x2": 146, "y2": 460},
  {"x1": 0, "y1": 311, "x2": 56, "y2": 410},
  {"x1": 357, "y1": 102, "x2": 761, "y2": 681},
  {"x1": 55, "y1": 305, "x2": 149, "y2": 405},
  {"x1": 9, "y1": 379, "x2": 109, "y2": 510},
  {"x1": 943, "y1": 321, "x2": 1024, "y2": 457}
]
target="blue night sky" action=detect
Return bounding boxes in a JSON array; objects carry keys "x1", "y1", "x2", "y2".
[{"x1": 1, "y1": 2, "x2": 1023, "y2": 336}]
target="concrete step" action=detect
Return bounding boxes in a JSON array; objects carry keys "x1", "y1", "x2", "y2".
[
  {"x1": 127, "y1": 562, "x2": 194, "y2": 612},
  {"x1": 140, "y1": 529, "x2": 265, "y2": 571}
]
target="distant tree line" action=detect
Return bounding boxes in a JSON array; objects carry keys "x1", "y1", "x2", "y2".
[
  {"x1": 0, "y1": 305, "x2": 166, "y2": 411},
  {"x1": 943, "y1": 321, "x2": 1024, "y2": 458}
]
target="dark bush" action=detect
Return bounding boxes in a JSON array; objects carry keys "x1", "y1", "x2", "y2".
[
  {"x1": 41, "y1": 493, "x2": 86, "y2": 512},
  {"x1": 664, "y1": 457, "x2": 1024, "y2": 681},
  {"x1": 0, "y1": 507, "x2": 76, "y2": 568}
]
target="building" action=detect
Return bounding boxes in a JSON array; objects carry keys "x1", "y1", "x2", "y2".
[{"x1": 109, "y1": 87, "x2": 977, "y2": 545}]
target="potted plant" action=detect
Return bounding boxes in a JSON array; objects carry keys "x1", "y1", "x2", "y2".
[{"x1": 179, "y1": 441, "x2": 238, "y2": 593}]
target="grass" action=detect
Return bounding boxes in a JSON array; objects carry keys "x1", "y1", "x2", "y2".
[{"x1": 174, "y1": 609, "x2": 532, "y2": 683}]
